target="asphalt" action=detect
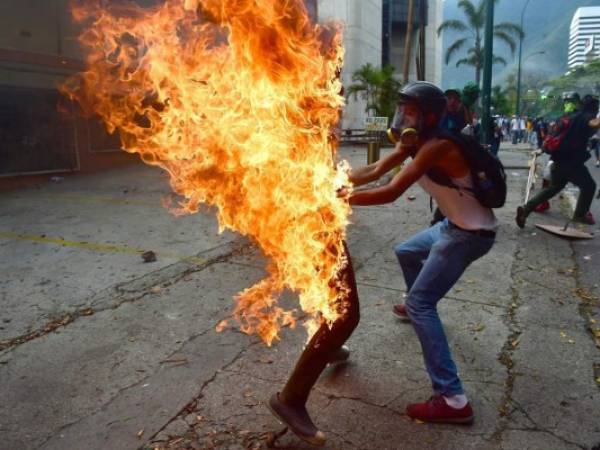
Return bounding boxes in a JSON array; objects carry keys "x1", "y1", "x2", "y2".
[{"x1": 0, "y1": 143, "x2": 598, "y2": 450}]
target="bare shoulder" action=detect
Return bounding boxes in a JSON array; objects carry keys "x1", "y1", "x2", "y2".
[
  {"x1": 418, "y1": 137, "x2": 462, "y2": 158},
  {"x1": 421, "y1": 137, "x2": 468, "y2": 177}
]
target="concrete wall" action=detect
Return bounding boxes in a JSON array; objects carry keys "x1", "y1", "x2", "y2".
[
  {"x1": 318, "y1": 0, "x2": 383, "y2": 130},
  {"x1": 430, "y1": 0, "x2": 443, "y2": 86}
]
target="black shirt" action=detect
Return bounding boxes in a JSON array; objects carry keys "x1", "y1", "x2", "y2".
[{"x1": 551, "y1": 111, "x2": 596, "y2": 166}]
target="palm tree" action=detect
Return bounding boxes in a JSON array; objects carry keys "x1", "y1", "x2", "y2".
[
  {"x1": 438, "y1": 0, "x2": 524, "y2": 86},
  {"x1": 346, "y1": 63, "x2": 401, "y2": 121}
]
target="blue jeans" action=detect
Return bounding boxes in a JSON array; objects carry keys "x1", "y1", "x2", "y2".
[{"x1": 394, "y1": 219, "x2": 495, "y2": 396}]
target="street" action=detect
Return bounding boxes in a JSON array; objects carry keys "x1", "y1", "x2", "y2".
[{"x1": 1, "y1": 143, "x2": 599, "y2": 450}]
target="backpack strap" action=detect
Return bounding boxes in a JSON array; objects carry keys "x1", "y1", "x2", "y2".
[{"x1": 420, "y1": 129, "x2": 474, "y2": 193}]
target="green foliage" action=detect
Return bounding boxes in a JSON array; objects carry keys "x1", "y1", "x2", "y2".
[
  {"x1": 462, "y1": 82, "x2": 481, "y2": 108},
  {"x1": 548, "y1": 59, "x2": 600, "y2": 95},
  {"x1": 491, "y1": 85, "x2": 511, "y2": 115},
  {"x1": 504, "y1": 60, "x2": 600, "y2": 118},
  {"x1": 347, "y1": 63, "x2": 402, "y2": 120},
  {"x1": 437, "y1": 0, "x2": 523, "y2": 85}
]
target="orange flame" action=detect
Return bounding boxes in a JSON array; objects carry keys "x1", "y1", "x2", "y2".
[{"x1": 62, "y1": 0, "x2": 351, "y2": 346}]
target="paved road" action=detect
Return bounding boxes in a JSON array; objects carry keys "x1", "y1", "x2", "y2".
[{"x1": 1, "y1": 144, "x2": 598, "y2": 450}]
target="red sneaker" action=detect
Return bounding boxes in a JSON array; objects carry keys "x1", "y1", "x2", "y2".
[
  {"x1": 392, "y1": 304, "x2": 410, "y2": 321},
  {"x1": 573, "y1": 212, "x2": 596, "y2": 225},
  {"x1": 406, "y1": 395, "x2": 474, "y2": 424},
  {"x1": 534, "y1": 201, "x2": 550, "y2": 213}
]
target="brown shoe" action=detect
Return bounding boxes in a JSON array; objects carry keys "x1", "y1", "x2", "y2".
[{"x1": 267, "y1": 393, "x2": 326, "y2": 446}]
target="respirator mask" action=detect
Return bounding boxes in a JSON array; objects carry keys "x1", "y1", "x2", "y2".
[{"x1": 387, "y1": 102, "x2": 422, "y2": 145}]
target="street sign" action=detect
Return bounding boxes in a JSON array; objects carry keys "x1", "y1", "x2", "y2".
[{"x1": 365, "y1": 116, "x2": 388, "y2": 132}]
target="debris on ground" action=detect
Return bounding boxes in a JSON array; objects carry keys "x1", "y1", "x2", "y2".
[{"x1": 142, "y1": 250, "x2": 157, "y2": 263}]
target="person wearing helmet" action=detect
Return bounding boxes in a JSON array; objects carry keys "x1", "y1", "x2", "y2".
[
  {"x1": 342, "y1": 81, "x2": 497, "y2": 425},
  {"x1": 563, "y1": 91, "x2": 580, "y2": 114},
  {"x1": 516, "y1": 93, "x2": 600, "y2": 227},
  {"x1": 439, "y1": 88, "x2": 467, "y2": 134}
]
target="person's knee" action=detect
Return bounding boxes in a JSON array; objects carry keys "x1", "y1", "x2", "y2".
[
  {"x1": 394, "y1": 243, "x2": 415, "y2": 266},
  {"x1": 334, "y1": 300, "x2": 360, "y2": 335}
]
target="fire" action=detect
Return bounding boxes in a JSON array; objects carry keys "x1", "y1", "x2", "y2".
[{"x1": 62, "y1": 0, "x2": 351, "y2": 345}]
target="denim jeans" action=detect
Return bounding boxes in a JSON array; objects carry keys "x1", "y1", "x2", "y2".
[{"x1": 394, "y1": 219, "x2": 495, "y2": 396}]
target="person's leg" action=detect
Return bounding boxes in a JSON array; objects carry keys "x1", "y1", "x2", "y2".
[
  {"x1": 405, "y1": 223, "x2": 494, "y2": 397},
  {"x1": 518, "y1": 162, "x2": 568, "y2": 225},
  {"x1": 394, "y1": 221, "x2": 445, "y2": 292},
  {"x1": 490, "y1": 140, "x2": 499, "y2": 157},
  {"x1": 271, "y1": 243, "x2": 359, "y2": 445},
  {"x1": 568, "y1": 164, "x2": 597, "y2": 219}
]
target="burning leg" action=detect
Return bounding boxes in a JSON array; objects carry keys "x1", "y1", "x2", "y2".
[{"x1": 268, "y1": 243, "x2": 360, "y2": 446}]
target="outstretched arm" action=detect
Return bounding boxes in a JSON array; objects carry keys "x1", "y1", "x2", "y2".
[
  {"x1": 348, "y1": 143, "x2": 412, "y2": 186},
  {"x1": 589, "y1": 117, "x2": 600, "y2": 129},
  {"x1": 349, "y1": 140, "x2": 446, "y2": 206}
]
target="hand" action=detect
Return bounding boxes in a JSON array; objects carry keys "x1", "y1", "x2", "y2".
[{"x1": 337, "y1": 187, "x2": 349, "y2": 198}]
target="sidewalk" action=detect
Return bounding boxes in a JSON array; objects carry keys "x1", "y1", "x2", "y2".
[{"x1": 0, "y1": 143, "x2": 598, "y2": 450}]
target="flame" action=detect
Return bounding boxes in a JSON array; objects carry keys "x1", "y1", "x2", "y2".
[{"x1": 62, "y1": 0, "x2": 351, "y2": 346}]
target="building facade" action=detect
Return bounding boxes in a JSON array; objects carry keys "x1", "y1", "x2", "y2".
[
  {"x1": 313, "y1": 0, "x2": 442, "y2": 130},
  {"x1": 316, "y1": 0, "x2": 384, "y2": 130},
  {"x1": 568, "y1": 6, "x2": 600, "y2": 70}
]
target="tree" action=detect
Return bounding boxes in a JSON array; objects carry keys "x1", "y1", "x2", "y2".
[
  {"x1": 500, "y1": 69, "x2": 552, "y2": 116},
  {"x1": 346, "y1": 63, "x2": 402, "y2": 121},
  {"x1": 491, "y1": 85, "x2": 510, "y2": 115},
  {"x1": 437, "y1": 0, "x2": 524, "y2": 86}
]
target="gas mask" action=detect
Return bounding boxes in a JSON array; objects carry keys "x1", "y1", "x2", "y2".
[
  {"x1": 564, "y1": 101, "x2": 577, "y2": 114},
  {"x1": 387, "y1": 102, "x2": 423, "y2": 145}
]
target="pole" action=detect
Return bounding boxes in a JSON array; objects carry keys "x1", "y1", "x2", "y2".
[
  {"x1": 417, "y1": 0, "x2": 426, "y2": 80},
  {"x1": 55, "y1": 0, "x2": 63, "y2": 54},
  {"x1": 524, "y1": 151, "x2": 538, "y2": 203},
  {"x1": 402, "y1": 0, "x2": 415, "y2": 84},
  {"x1": 515, "y1": 0, "x2": 531, "y2": 117},
  {"x1": 481, "y1": 0, "x2": 494, "y2": 145}
]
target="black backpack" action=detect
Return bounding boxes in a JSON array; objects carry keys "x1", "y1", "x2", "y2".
[{"x1": 424, "y1": 129, "x2": 507, "y2": 209}]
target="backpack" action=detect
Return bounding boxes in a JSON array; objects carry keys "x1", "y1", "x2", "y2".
[
  {"x1": 542, "y1": 115, "x2": 573, "y2": 154},
  {"x1": 425, "y1": 129, "x2": 507, "y2": 209}
]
